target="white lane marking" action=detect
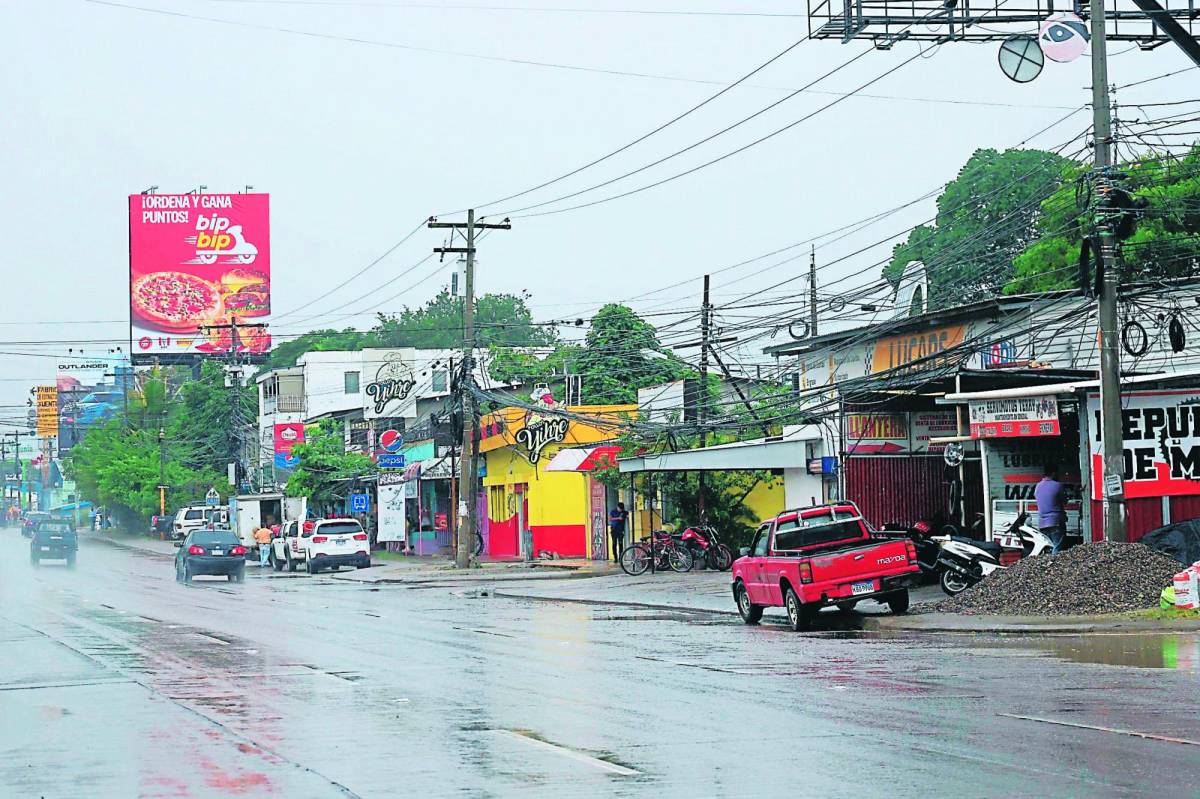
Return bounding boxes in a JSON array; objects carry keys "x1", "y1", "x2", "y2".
[
  {"x1": 492, "y1": 729, "x2": 639, "y2": 776},
  {"x1": 999, "y1": 714, "x2": 1200, "y2": 747},
  {"x1": 193, "y1": 633, "x2": 230, "y2": 646}
]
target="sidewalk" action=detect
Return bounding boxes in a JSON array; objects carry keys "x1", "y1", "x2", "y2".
[
  {"x1": 864, "y1": 612, "x2": 1200, "y2": 634},
  {"x1": 91, "y1": 530, "x2": 177, "y2": 557}
]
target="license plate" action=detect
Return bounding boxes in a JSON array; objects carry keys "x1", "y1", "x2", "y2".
[
  {"x1": 850, "y1": 580, "x2": 876, "y2": 596},
  {"x1": 336, "y1": 539, "x2": 346, "y2": 546},
  {"x1": 41, "y1": 546, "x2": 51, "y2": 552},
  {"x1": 212, "y1": 549, "x2": 223, "y2": 556}
]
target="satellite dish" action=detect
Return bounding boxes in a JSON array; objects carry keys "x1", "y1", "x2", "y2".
[{"x1": 998, "y1": 35, "x2": 1044, "y2": 83}]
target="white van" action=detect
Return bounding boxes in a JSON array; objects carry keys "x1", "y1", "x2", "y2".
[{"x1": 172, "y1": 505, "x2": 228, "y2": 540}]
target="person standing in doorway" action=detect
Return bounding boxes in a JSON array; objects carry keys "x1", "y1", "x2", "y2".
[
  {"x1": 1034, "y1": 464, "x2": 1066, "y2": 554},
  {"x1": 608, "y1": 502, "x2": 628, "y2": 562}
]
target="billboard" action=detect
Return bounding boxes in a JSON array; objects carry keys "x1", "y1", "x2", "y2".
[
  {"x1": 56, "y1": 356, "x2": 111, "y2": 393},
  {"x1": 128, "y1": 193, "x2": 271, "y2": 357},
  {"x1": 377, "y1": 471, "x2": 407, "y2": 543},
  {"x1": 35, "y1": 386, "x2": 58, "y2": 438},
  {"x1": 273, "y1": 422, "x2": 305, "y2": 469},
  {"x1": 1087, "y1": 390, "x2": 1200, "y2": 500}
]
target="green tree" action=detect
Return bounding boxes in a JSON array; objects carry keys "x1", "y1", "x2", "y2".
[
  {"x1": 283, "y1": 419, "x2": 374, "y2": 513},
  {"x1": 171, "y1": 361, "x2": 257, "y2": 475},
  {"x1": 885, "y1": 148, "x2": 1077, "y2": 307},
  {"x1": 572, "y1": 304, "x2": 691, "y2": 405},
  {"x1": 373, "y1": 289, "x2": 558, "y2": 349},
  {"x1": 263, "y1": 328, "x2": 376, "y2": 371},
  {"x1": 1006, "y1": 145, "x2": 1200, "y2": 293}
]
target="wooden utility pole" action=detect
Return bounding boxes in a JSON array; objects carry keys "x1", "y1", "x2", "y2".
[{"x1": 428, "y1": 210, "x2": 511, "y2": 568}]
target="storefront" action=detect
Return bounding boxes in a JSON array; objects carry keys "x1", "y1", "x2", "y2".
[
  {"x1": 399, "y1": 449, "x2": 455, "y2": 556},
  {"x1": 479, "y1": 402, "x2": 635, "y2": 560}
]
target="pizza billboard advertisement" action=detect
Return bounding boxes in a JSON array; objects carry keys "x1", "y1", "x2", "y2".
[{"x1": 128, "y1": 193, "x2": 272, "y2": 357}]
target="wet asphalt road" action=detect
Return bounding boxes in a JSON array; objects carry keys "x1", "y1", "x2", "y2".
[{"x1": 2, "y1": 531, "x2": 1200, "y2": 798}]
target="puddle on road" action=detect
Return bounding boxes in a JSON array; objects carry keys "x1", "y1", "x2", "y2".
[{"x1": 975, "y1": 633, "x2": 1200, "y2": 673}]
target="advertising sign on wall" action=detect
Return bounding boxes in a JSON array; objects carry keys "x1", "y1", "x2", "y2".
[
  {"x1": 56, "y1": 357, "x2": 111, "y2": 392},
  {"x1": 1086, "y1": 389, "x2": 1200, "y2": 499},
  {"x1": 35, "y1": 386, "x2": 58, "y2": 438},
  {"x1": 845, "y1": 413, "x2": 909, "y2": 454},
  {"x1": 870, "y1": 324, "x2": 966, "y2": 374},
  {"x1": 128, "y1": 193, "x2": 271, "y2": 357},
  {"x1": 273, "y1": 423, "x2": 305, "y2": 469},
  {"x1": 377, "y1": 471, "x2": 407, "y2": 543},
  {"x1": 361, "y1": 350, "x2": 418, "y2": 419},
  {"x1": 969, "y1": 396, "x2": 1060, "y2": 439}
]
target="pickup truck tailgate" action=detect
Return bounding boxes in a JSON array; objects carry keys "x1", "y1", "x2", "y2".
[{"x1": 808, "y1": 539, "x2": 913, "y2": 585}]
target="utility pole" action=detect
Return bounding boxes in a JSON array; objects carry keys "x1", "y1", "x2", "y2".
[
  {"x1": 428, "y1": 210, "x2": 511, "y2": 568},
  {"x1": 198, "y1": 320, "x2": 266, "y2": 495},
  {"x1": 697, "y1": 275, "x2": 712, "y2": 520},
  {"x1": 9, "y1": 431, "x2": 24, "y2": 511},
  {"x1": 809, "y1": 245, "x2": 819, "y2": 337},
  {"x1": 1091, "y1": 0, "x2": 1126, "y2": 542},
  {"x1": 158, "y1": 426, "x2": 167, "y2": 517}
]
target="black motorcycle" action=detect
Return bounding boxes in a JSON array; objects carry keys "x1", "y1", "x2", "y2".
[{"x1": 878, "y1": 519, "x2": 942, "y2": 585}]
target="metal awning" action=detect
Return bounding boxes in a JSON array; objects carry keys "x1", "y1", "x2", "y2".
[
  {"x1": 618, "y1": 427, "x2": 822, "y2": 474},
  {"x1": 544, "y1": 446, "x2": 622, "y2": 473},
  {"x1": 937, "y1": 367, "x2": 1200, "y2": 404}
]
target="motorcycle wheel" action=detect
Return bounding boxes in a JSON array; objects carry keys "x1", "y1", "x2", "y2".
[
  {"x1": 708, "y1": 544, "x2": 733, "y2": 571},
  {"x1": 940, "y1": 568, "x2": 972, "y2": 596},
  {"x1": 668, "y1": 545, "x2": 693, "y2": 573},
  {"x1": 619, "y1": 545, "x2": 649, "y2": 576}
]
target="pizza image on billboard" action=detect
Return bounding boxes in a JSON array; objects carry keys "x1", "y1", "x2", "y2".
[{"x1": 128, "y1": 193, "x2": 271, "y2": 356}]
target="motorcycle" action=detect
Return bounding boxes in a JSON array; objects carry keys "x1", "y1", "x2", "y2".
[
  {"x1": 878, "y1": 519, "x2": 942, "y2": 585},
  {"x1": 936, "y1": 512, "x2": 1053, "y2": 596},
  {"x1": 674, "y1": 525, "x2": 734, "y2": 571}
]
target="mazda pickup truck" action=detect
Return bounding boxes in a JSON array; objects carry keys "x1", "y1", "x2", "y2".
[{"x1": 732, "y1": 503, "x2": 919, "y2": 630}]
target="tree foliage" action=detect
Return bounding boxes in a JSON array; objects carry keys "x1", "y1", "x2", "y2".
[
  {"x1": 572, "y1": 304, "x2": 691, "y2": 405},
  {"x1": 1006, "y1": 145, "x2": 1200, "y2": 293},
  {"x1": 283, "y1": 419, "x2": 374, "y2": 512},
  {"x1": 885, "y1": 148, "x2": 1077, "y2": 307}
]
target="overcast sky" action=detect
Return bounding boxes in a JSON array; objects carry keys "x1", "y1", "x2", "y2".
[{"x1": 1, "y1": 0, "x2": 1195, "y2": 413}]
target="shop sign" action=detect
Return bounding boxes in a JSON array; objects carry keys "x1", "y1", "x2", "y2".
[
  {"x1": 35, "y1": 386, "x2": 58, "y2": 438},
  {"x1": 362, "y1": 351, "x2": 418, "y2": 419},
  {"x1": 983, "y1": 339, "x2": 1021, "y2": 369},
  {"x1": 911, "y1": 410, "x2": 962, "y2": 453},
  {"x1": 845, "y1": 413, "x2": 908, "y2": 454},
  {"x1": 1086, "y1": 390, "x2": 1200, "y2": 499},
  {"x1": 968, "y1": 396, "x2": 1060, "y2": 438},
  {"x1": 378, "y1": 453, "x2": 406, "y2": 469},
  {"x1": 870, "y1": 324, "x2": 966, "y2": 374},
  {"x1": 516, "y1": 417, "x2": 570, "y2": 464}
]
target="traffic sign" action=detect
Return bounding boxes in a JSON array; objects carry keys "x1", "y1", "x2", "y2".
[
  {"x1": 350, "y1": 493, "x2": 371, "y2": 513},
  {"x1": 205, "y1": 487, "x2": 221, "y2": 506}
]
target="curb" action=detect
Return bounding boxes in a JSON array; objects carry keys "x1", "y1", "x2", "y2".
[
  {"x1": 491, "y1": 588, "x2": 740, "y2": 616},
  {"x1": 863, "y1": 614, "x2": 1200, "y2": 635},
  {"x1": 329, "y1": 567, "x2": 618, "y2": 586},
  {"x1": 88, "y1": 534, "x2": 173, "y2": 559}
]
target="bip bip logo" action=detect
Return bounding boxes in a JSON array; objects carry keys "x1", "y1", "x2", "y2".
[
  {"x1": 379, "y1": 429, "x2": 404, "y2": 454},
  {"x1": 184, "y1": 214, "x2": 259, "y2": 266}
]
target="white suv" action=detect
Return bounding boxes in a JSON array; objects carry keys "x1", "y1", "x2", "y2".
[
  {"x1": 304, "y1": 519, "x2": 371, "y2": 575},
  {"x1": 172, "y1": 505, "x2": 227, "y2": 540},
  {"x1": 271, "y1": 519, "x2": 314, "y2": 572}
]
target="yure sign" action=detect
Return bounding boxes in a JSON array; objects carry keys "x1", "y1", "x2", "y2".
[
  {"x1": 871, "y1": 324, "x2": 966, "y2": 374},
  {"x1": 128, "y1": 193, "x2": 271, "y2": 357},
  {"x1": 515, "y1": 417, "x2": 570, "y2": 464},
  {"x1": 363, "y1": 352, "x2": 417, "y2": 419},
  {"x1": 969, "y1": 395, "x2": 1060, "y2": 439},
  {"x1": 1087, "y1": 390, "x2": 1200, "y2": 499}
]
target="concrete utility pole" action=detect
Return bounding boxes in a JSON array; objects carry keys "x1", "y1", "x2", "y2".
[
  {"x1": 1090, "y1": 0, "x2": 1126, "y2": 542},
  {"x1": 158, "y1": 426, "x2": 167, "y2": 517},
  {"x1": 428, "y1": 210, "x2": 511, "y2": 568},
  {"x1": 809, "y1": 245, "x2": 819, "y2": 338},
  {"x1": 198, "y1": 320, "x2": 266, "y2": 494},
  {"x1": 697, "y1": 275, "x2": 712, "y2": 520}
]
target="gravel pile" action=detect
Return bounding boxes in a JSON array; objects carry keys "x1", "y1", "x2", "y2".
[{"x1": 937, "y1": 541, "x2": 1182, "y2": 616}]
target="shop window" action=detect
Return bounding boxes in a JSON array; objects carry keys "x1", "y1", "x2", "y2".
[
  {"x1": 489, "y1": 486, "x2": 506, "y2": 519},
  {"x1": 344, "y1": 371, "x2": 360, "y2": 394}
]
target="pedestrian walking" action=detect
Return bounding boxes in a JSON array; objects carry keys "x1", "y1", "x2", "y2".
[
  {"x1": 608, "y1": 502, "x2": 628, "y2": 562},
  {"x1": 1034, "y1": 464, "x2": 1067, "y2": 554},
  {"x1": 254, "y1": 523, "x2": 273, "y2": 567}
]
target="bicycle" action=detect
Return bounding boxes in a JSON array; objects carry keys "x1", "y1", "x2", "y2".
[{"x1": 619, "y1": 530, "x2": 693, "y2": 576}]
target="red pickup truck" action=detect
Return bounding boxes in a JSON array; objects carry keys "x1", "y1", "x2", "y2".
[{"x1": 732, "y1": 503, "x2": 919, "y2": 631}]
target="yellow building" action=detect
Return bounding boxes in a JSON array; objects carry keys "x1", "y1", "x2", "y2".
[{"x1": 480, "y1": 403, "x2": 634, "y2": 560}]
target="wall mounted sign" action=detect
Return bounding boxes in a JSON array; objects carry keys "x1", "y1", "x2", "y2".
[
  {"x1": 1086, "y1": 390, "x2": 1200, "y2": 499},
  {"x1": 870, "y1": 324, "x2": 966, "y2": 374},
  {"x1": 363, "y1": 350, "x2": 417, "y2": 419},
  {"x1": 969, "y1": 396, "x2": 1060, "y2": 439}
]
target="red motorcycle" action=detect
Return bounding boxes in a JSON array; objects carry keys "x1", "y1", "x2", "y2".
[{"x1": 676, "y1": 525, "x2": 734, "y2": 571}]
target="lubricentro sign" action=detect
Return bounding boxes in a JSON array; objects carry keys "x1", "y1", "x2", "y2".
[{"x1": 871, "y1": 324, "x2": 966, "y2": 374}]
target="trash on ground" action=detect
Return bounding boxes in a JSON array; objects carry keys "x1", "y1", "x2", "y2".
[{"x1": 937, "y1": 542, "x2": 1180, "y2": 616}]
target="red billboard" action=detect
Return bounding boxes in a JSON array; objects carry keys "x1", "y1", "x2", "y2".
[{"x1": 128, "y1": 193, "x2": 271, "y2": 356}]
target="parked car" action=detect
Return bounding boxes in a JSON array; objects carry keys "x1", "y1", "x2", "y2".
[
  {"x1": 270, "y1": 518, "x2": 316, "y2": 572},
  {"x1": 172, "y1": 505, "x2": 228, "y2": 539},
  {"x1": 30, "y1": 519, "x2": 78, "y2": 567},
  {"x1": 21, "y1": 511, "x2": 50, "y2": 539},
  {"x1": 303, "y1": 518, "x2": 371, "y2": 575},
  {"x1": 174, "y1": 528, "x2": 246, "y2": 583},
  {"x1": 731, "y1": 503, "x2": 920, "y2": 631}
]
